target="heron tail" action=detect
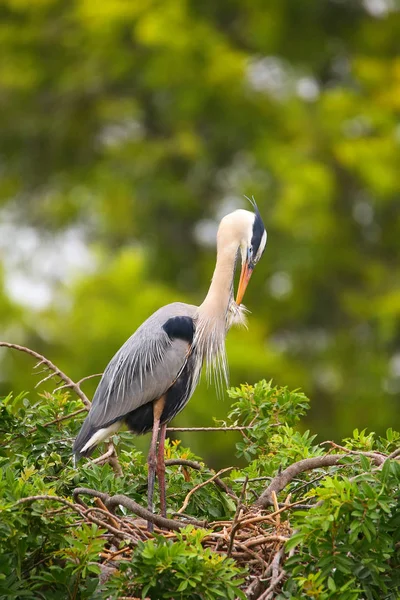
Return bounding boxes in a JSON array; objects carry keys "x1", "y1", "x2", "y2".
[
  {"x1": 73, "y1": 417, "x2": 97, "y2": 461},
  {"x1": 73, "y1": 417, "x2": 121, "y2": 462}
]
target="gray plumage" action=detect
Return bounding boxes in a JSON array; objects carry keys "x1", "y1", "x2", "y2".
[{"x1": 73, "y1": 302, "x2": 197, "y2": 457}]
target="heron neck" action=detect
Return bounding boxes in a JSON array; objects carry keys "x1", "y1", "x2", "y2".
[
  {"x1": 200, "y1": 243, "x2": 237, "y2": 319},
  {"x1": 194, "y1": 242, "x2": 237, "y2": 388}
]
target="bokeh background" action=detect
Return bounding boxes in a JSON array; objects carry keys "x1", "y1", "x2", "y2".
[{"x1": 0, "y1": 0, "x2": 399, "y2": 465}]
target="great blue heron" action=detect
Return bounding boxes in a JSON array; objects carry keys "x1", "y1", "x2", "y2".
[{"x1": 73, "y1": 205, "x2": 266, "y2": 525}]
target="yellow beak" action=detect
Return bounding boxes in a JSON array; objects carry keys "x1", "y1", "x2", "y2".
[{"x1": 236, "y1": 261, "x2": 253, "y2": 305}]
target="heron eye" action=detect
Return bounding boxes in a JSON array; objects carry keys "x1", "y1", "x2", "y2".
[{"x1": 247, "y1": 246, "x2": 256, "y2": 266}]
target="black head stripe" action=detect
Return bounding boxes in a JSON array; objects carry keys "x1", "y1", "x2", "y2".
[
  {"x1": 162, "y1": 316, "x2": 194, "y2": 344},
  {"x1": 251, "y1": 210, "x2": 265, "y2": 255}
]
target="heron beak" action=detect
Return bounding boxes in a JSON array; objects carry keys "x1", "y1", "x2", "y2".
[{"x1": 236, "y1": 260, "x2": 254, "y2": 305}]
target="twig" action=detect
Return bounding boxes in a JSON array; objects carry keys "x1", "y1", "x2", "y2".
[
  {"x1": 177, "y1": 467, "x2": 233, "y2": 514},
  {"x1": 35, "y1": 372, "x2": 59, "y2": 388},
  {"x1": 233, "y1": 476, "x2": 273, "y2": 483},
  {"x1": 83, "y1": 509, "x2": 137, "y2": 541},
  {"x1": 321, "y1": 441, "x2": 385, "y2": 465},
  {"x1": 227, "y1": 476, "x2": 248, "y2": 556},
  {"x1": 31, "y1": 408, "x2": 87, "y2": 434},
  {"x1": 254, "y1": 454, "x2": 348, "y2": 508},
  {"x1": 92, "y1": 445, "x2": 116, "y2": 465},
  {"x1": 15, "y1": 494, "x2": 138, "y2": 543},
  {"x1": 231, "y1": 539, "x2": 269, "y2": 570},
  {"x1": 165, "y1": 458, "x2": 204, "y2": 469},
  {"x1": 205, "y1": 532, "x2": 269, "y2": 570},
  {"x1": 166, "y1": 426, "x2": 253, "y2": 432},
  {"x1": 257, "y1": 547, "x2": 286, "y2": 600},
  {"x1": 271, "y1": 491, "x2": 280, "y2": 526},
  {"x1": 53, "y1": 373, "x2": 102, "y2": 393},
  {"x1": 236, "y1": 498, "x2": 309, "y2": 530},
  {"x1": 243, "y1": 535, "x2": 289, "y2": 549},
  {"x1": 78, "y1": 373, "x2": 103, "y2": 385},
  {"x1": 90, "y1": 441, "x2": 123, "y2": 476},
  {"x1": 0, "y1": 342, "x2": 91, "y2": 408},
  {"x1": 292, "y1": 473, "x2": 326, "y2": 494},
  {"x1": 94, "y1": 498, "x2": 121, "y2": 530},
  {"x1": 102, "y1": 547, "x2": 130, "y2": 563},
  {"x1": 169, "y1": 512, "x2": 208, "y2": 527},
  {"x1": 84, "y1": 506, "x2": 144, "y2": 542},
  {"x1": 165, "y1": 459, "x2": 238, "y2": 502}
]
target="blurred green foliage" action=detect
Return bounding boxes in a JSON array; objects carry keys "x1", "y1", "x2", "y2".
[{"x1": 0, "y1": 0, "x2": 399, "y2": 465}]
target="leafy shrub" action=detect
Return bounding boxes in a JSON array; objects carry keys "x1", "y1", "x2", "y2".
[
  {"x1": 0, "y1": 378, "x2": 399, "y2": 599},
  {"x1": 105, "y1": 526, "x2": 246, "y2": 600},
  {"x1": 224, "y1": 382, "x2": 400, "y2": 599},
  {"x1": 283, "y1": 461, "x2": 400, "y2": 599}
]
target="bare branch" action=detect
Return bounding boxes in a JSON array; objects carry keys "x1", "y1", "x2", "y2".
[
  {"x1": 0, "y1": 342, "x2": 91, "y2": 408},
  {"x1": 255, "y1": 454, "x2": 348, "y2": 508},
  {"x1": 78, "y1": 373, "x2": 103, "y2": 385},
  {"x1": 227, "y1": 475, "x2": 248, "y2": 556},
  {"x1": 166, "y1": 425, "x2": 253, "y2": 432},
  {"x1": 35, "y1": 372, "x2": 59, "y2": 388},
  {"x1": 165, "y1": 458, "x2": 203, "y2": 469},
  {"x1": 243, "y1": 535, "x2": 289, "y2": 549},
  {"x1": 177, "y1": 467, "x2": 233, "y2": 514},
  {"x1": 237, "y1": 498, "x2": 309, "y2": 529},
  {"x1": 54, "y1": 373, "x2": 103, "y2": 394},
  {"x1": 165, "y1": 459, "x2": 238, "y2": 501},
  {"x1": 169, "y1": 513, "x2": 207, "y2": 527},
  {"x1": 16, "y1": 494, "x2": 82, "y2": 512}
]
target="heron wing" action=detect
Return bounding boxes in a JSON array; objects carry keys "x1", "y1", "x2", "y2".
[{"x1": 85, "y1": 302, "x2": 197, "y2": 430}]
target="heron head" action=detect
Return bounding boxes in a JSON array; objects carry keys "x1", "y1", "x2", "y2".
[
  {"x1": 235, "y1": 202, "x2": 267, "y2": 305},
  {"x1": 217, "y1": 201, "x2": 267, "y2": 304}
]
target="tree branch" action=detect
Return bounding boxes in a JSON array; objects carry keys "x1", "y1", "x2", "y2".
[
  {"x1": 254, "y1": 454, "x2": 347, "y2": 508},
  {"x1": 16, "y1": 494, "x2": 82, "y2": 512},
  {"x1": 387, "y1": 447, "x2": 400, "y2": 460},
  {"x1": 0, "y1": 342, "x2": 91, "y2": 408},
  {"x1": 73, "y1": 487, "x2": 188, "y2": 531},
  {"x1": 321, "y1": 441, "x2": 385, "y2": 465}
]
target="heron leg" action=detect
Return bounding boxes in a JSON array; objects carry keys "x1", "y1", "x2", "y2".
[
  {"x1": 147, "y1": 396, "x2": 165, "y2": 532},
  {"x1": 156, "y1": 422, "x2": 167, "y2": 518}
]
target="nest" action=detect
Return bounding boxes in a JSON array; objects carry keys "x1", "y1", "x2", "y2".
[{"x1": 68, "y1": 484, "x2": 292, "y2": 600}]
